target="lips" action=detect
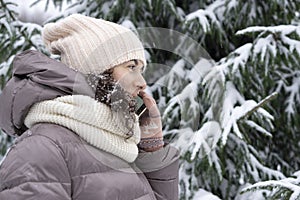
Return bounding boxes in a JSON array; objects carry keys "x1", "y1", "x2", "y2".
[{"x1": 132, "y1": 89, "x2": 141, "y2": 97}]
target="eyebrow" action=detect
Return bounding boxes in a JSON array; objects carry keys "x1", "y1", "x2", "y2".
[{"x1": 132, "y1": 59, "x2": 138, "y2": 65}]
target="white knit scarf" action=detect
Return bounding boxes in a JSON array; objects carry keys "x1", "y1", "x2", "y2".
[{"x1": 24, "y1": 95, "x2": 141, "y2": 163}]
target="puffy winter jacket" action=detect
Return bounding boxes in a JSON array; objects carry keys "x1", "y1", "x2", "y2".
[{"x1": 0, "y1": 50, "x2": 179, "y2": 200}]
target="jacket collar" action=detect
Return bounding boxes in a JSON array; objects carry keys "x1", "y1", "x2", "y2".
[{"x1": 0, "y1": 50, "x2": 94, "y2": 136}]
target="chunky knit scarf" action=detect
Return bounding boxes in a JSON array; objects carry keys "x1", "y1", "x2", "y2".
[{"x1": 24, "y1": 95, "x2": 141, "y2": 163}]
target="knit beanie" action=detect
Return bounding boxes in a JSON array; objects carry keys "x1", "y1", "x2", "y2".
[{"x1": 42, "y1": 14, "x2": 146, "y2": 74}]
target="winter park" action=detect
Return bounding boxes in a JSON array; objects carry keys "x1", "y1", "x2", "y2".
[{"x1": 0, "y1": 0, "x2": 300, "y2": 199}]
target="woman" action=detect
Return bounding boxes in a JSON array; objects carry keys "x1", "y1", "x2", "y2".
[{"x1": 0, "y1": 14, "x2": 179, "y2": 200}]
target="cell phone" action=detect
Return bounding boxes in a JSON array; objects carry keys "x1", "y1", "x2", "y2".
[{"x1": 135, "y1": 96, "x2": 147, "y2": 117}]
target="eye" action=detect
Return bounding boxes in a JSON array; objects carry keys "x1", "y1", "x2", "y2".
[{"x1": 127, "y1": 65, "x2": 137, "y2": 71}]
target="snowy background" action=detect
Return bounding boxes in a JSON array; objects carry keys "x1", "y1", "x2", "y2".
[{"x1": 1, "y1": 0, "x2": 300, "y2": 199}]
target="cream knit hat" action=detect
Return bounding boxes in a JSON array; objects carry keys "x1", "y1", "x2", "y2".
[{"x1": 42, "y1": 14, "x2": 146, "y2": 74}]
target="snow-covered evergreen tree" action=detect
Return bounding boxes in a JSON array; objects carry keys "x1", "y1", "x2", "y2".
[
  {"x1": 0, "y1": 0, "x2": 299, "y2": 199},
  {"x1": 0, "y1": 0, "x2": 46, "y2": 157}
]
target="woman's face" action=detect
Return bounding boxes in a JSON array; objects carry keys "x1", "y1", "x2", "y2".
[{"x1": 112, "y1": 60, "x2": 146, "y2": 97}]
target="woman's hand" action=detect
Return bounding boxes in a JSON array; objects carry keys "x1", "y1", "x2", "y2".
[{"x1": 138, "y1": 91, "x2": 163, "y2": 140}]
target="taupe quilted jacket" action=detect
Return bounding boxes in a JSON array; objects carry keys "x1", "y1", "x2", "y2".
[{"x1": 0, "y1": 50, "x2": 179, "y2": 200}]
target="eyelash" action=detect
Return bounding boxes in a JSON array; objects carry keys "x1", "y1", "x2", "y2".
[
  {"x1": 127, "y1": 65, "x2": 144, "y2": 73},
  {"x1": 128, "y1": 65, "x2": 136, "y2": 70}
]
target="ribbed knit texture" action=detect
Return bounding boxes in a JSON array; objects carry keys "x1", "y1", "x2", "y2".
[
  {"x1": 24, "y1": 95, "x2": 141, "y2": 163},
  {"x1": 42, "y1": 14, "x2": 146, "y2": 75}
]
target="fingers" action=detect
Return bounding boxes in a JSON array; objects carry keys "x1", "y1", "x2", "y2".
[
  {"x1": 138, "y1": 91, "x2": 160, "y2": 118},
  {"x1": 138, "y1": 91, "x2": 156, "y2": 108},
  {"x1": 138, "y1": 91, "x2": 163, "y2": 138}
]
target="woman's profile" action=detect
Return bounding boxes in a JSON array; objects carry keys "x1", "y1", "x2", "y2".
[{"x1": 0, "y1": 14, "x2": 179, "y2": 200}]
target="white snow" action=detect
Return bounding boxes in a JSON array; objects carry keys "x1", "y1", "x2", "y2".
[
  {"x1": 172, "y1": 59, "x2": 186, "y2": 79},
  {"x1": 226, "y1": 0, "x2": 238, "y2": 11},
  {"x1": 230, "y1": 43, "x2": 252, "y2": 74},
  {"x1": 171, "y1": 127, "x2": 194, "y2": 152},
  {"x1": 193, "y1": 188, "x2": 222, "y2": 200},
  {"x1": 281, "y1": 34, "x2": 300, "y2": 56},
  {"x1": 236, "y1": 25, "x2": 300, "y2": 36},
  {"x1": 121, "y1": 20, "x2": 137, "y2": 31},
  {"x1": 185, "y1": 8, "x2": 219, "y2": 33},
  {"x1": 0, "y1": 147, "x2": 11, "y2": 167},
  {"x1": 248, "y1": 153, "x2": 285, "y2": 181},
  {"x1": 253, "y1": 35, "x2": 277, "y2": 62},
  {"x1": 186, "y1": 9, "x2": 210, "y2": 32},
  {"x1": 189, "y1": 121, "x2": 221, "y2": 160},
  {"x1": 244, "y1": 120, "x2": 272, "y2": 137},
  {"x1": 0, "y1": 56, "x2": 15, "y2": 77},
  {"x1": 163, "y1": 81, "x2": 199, "y2": 119},
  {"x1": 284, "y1": 76, "x2": 300, "y2": 115},
  {"x1": 187, "y1": 58, "x2": 215, "y2": 84},
  {"x1": 204, "y1": 43, "x2": 252, "y2": 85},
  {"x1": 179, "y1": 162, "x2": 197, "y2": 198},
  {"x1": 100, "y1": 2, "x2": 112, "y2": 15},
  {"x1": 218, "y1": 82, "x2": 276, "y2": 145},
  {"x1": 235, "y1": 183, "x2": 268, "y2": 200},
  {"x1": 6, "y1": 0, "x2": 62, "y2": 25},
  {"x1": 220, "y1": 82, "x2": 245, "y2": 143},
  {"x1": 0, "y1": 17, "x2": 13, "y2": 36},
  {"x1": 242, "y1": 178, "x2": 300, "y2": 200}
]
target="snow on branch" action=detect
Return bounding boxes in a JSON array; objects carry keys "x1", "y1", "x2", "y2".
[
  {"x1": 185, "y1": 8, "x2": 220, "y2": 33},
  {"x1": 0, "y1": 55, "x2": 14, "y2": 77},
  {"x1": 227, "y1": 134, "x2": 285, "y2": 184},
  {"x1": 202, "y1": 54, "x2": 276, "y2": 145},
  {"x1": 189, "y1": 121, "x2": 221, "y2": 160},
  {"x1": 193, "y1": 188, "x2": 222, "y2": 200},
  {"x1": 203, "y1": 80, "x2": 275, "y2": 145},
  {"x1": 236, "y1": 25, "x2": 300, "y2": 64},
  {"x1": 239, "y1": 92, "x2": 277, "y2": 121},
  {"x1": 208, "y1": 43, "x2": 252, "y2": 78},
  {"x1": 247, "y1": 153, "x2": 285, "y2": 181},
  {"x1": 241, "y1": 172, "x2": 300, "y2": 200},
  {"x1": 219, "y1": 83, "x2": 275, "y2": 145},
  {"x1": 284, "y1": 76, "x2": 300, "y2": 116},
  {"x1": 244, "y1": 120, "x2": 272, "y2": 137},
  {"x1": 179, "y1": 161, "x2": 199, "y2": 199},
  {"x1": 236, "y1": 25, "x2": 300, "y2": 36}
]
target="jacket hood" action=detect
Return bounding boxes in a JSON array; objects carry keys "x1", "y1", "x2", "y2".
[{"x1": 0, "y1": 50, "x2": 95, "y2": 136}]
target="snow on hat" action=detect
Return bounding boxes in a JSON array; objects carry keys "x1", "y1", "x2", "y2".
[{"x1": 42, "y1": 14, "x2": 146, "y2": 74}]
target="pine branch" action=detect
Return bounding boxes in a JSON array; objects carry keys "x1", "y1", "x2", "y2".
[
  {"x1": 239, "y1": 92, "x2": 278, "y2": 121},
  {"x1": 0, "y1": 0, "x2": 17, "y2": 21}
]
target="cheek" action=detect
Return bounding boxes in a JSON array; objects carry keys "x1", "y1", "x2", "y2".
[
  {"x1": 115, "y1": 73, "x2": 135, "y2": 92},
  {"x1": 112, "y1": 70, "x2": 123, "y2": 81}
]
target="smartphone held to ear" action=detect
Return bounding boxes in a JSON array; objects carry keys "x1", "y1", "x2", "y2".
[{"x1": 135, "y1": 96, "x2": 147, "y2": 117}]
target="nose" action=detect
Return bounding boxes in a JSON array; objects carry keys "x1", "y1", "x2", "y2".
[{"x1": 136, "y1": 73, "x2": 146, "y2": 91}]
